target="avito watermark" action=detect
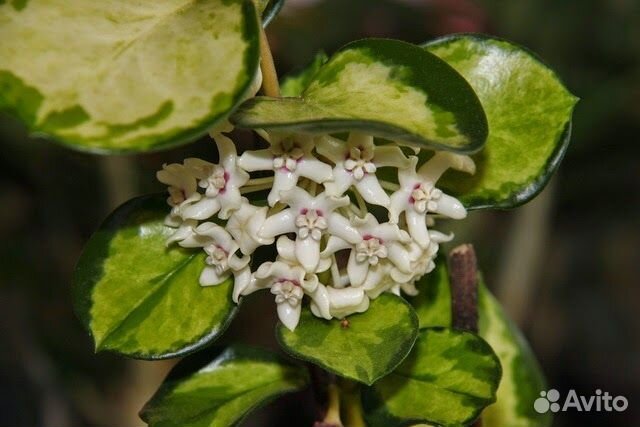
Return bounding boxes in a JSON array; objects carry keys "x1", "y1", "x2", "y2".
[{"x1": 534, "y1": 389, "x2": 628, "y2": 414}]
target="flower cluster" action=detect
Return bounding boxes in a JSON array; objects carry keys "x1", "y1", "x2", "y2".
[{"x1": 157, "y1": 131, "x2": 475, "y2": 330}]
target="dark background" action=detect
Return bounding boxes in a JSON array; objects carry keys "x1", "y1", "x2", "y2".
[{"x1": 1, "y1": 0, "x2": 638, "y2": 426}]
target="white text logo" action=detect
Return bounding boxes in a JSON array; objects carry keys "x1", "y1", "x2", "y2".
[{"x1": 534, "y1": 389, "x2": 628, "y2": 413}]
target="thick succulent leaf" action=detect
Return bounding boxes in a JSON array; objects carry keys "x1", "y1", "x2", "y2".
[
  {"x1": 478, "y1": 285, "x2": 551, "y2": 427},
  {"x1": 233, "y1": 38, "x2": 488, "y2": 152},
  {"x1": 363, "y1": 327, "x2": 502, "y2": 427},
  {"x1": 0, "y1": 0, "x2": 260, "y2": 153},
  {"x1": 73, "y1": 195, "x2": 238, "y2": 359},
  {"x1": 140, "y1": 345, "x2": 309, "y2": 427},
  {"x1": 409, "y1": 259, "x2": 550, "y2": 426},
  {"x1": 276, "y1": 294, "x2": 419, "y2": 385},
  {"x1": 425, "y1": 34, "x2": 578, "y2": 209},
  {"x1": 280, "y1": 52, "x2": 329, "y2": 97}
]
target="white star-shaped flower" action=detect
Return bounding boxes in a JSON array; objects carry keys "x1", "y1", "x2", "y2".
[
  {"x1": 157, "y1": 163, "x2": 202, "y2": 228},
  {"x1": 317, "y1": 133, "x2": 410, "y2": 206},
  {"x1": 238, "y1": 134, "x2": 333, "y2": 206},
  {"x1": 322, "y1": 286, "x2": 370, "y2": 319},
  {"x1": 157, "y1": 163, "x2": 199, "y2": 207},
  {"x1": 258, "y1": 188, "x2": 361, "y2": 273},
  {"x1": 178, "y1": 222, "x2": 251, "y2": 303},
  {"x1": 179, "y1": 134, "x2": 249, "y2": 220},
  {"x1": 242, "y1": 261, "x2": 328, "y2": 331},
  {"x1": 390, "y1": 229, "x2": 453, "y2": 286},
  {"x1": 226, "y1": 199, "x2": 273, "y2": 255},
  {"x1": 321, "y1": 213, "x2": 412, "y2": 289},
  {"x1": 389, "y1": 153, "x2": 474, "y2": 248}
]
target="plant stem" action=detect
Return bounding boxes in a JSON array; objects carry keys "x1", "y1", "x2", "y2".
[
  {"x1": 240, "y1": 183, "x2": 273, "y2": 194},
  {"x1": 246, "y1": 176, "x2": 274, "y2": 186},
  {"x1": 354, "y1": 190, "x2": 367, "y2": 216},
  {"x1": 339, "y1": 378, "x2": 367, "y2": 427},
  {"x1": 259, "y1": 26, "x2": 280, "y2": 97},
  {"x1": 322, "y1": 383, "x2": 343, "y2": 426},
  {"x1": 379, "y1": 180, "x2": 399, "y2": 191},
  {"x1": 447, "y1": 244, "x2": 482, "y2": 427},
  {"x1": 448, "y1": 243, "x2": 479, "y2": 332}
]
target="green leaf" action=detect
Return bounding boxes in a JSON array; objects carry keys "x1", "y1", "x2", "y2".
[
  {"x1": 411, "y1": 256, "x2": 452, "y2": 329},
  {"x1": 73, "y1": 195, "x2": 238, "y2": 359},
  {"x1": 0, "y1": 0, "x2": 260, "y2": 153},
  {"x1": 409, "y1": 259, "x2": 550, "y2": 426},
  {"x1": 425, "y1": 34, "x2": 578, "y2": 209},
  {"x1": 478, "y1": 285, "x2": 551, "y2": 427},
  {"x1": 363, "y1": 327, "x2": 502, "y2": 427},
  {"x1": 232, "y1": 38, "x2": 488, "y2": 153},
  {"x1": 276, "y1": 294, "x2": 419, "y2": 385},
  {"x1": 280, "y1": 52, "x2": 329, "y2": 97},
  {"x1": 140, "y1": 345, "x2": 309, "y2": 427}
]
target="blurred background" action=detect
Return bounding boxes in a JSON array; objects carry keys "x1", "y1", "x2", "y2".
[{"x1": 1, "y1": 0, "x2": 638, "y2": 426}]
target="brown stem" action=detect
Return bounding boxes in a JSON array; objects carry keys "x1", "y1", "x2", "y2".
[
  {"x1": 448, "y1": 243, "x2": 479, "y2": 332},
  {"x1": 259, "y1": 26, "x2": 280, "y2": 97},
  {"x1": 447, "y1": 244, "x2": 482, "y2": 427}
]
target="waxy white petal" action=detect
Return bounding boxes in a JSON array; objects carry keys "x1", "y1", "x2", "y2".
[
  {"x1": 238, "y1": 149, "x2": 273, "y2": 171},
  {"x1": 355, "y1": 174, "x2": 390, "y2": 207},
  {"x1": 277, "y1": 301, "x2": 302, "y2": 331},
  {"x1": 199, "y1": 265, "x2": 231, "y2": 287}
]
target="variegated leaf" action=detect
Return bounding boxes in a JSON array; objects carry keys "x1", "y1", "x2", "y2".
[
  {"x1": 425, "y1": 34, "x2": 578, "y2": 209},
  {"x1": 276, "y1": 294, "x2": 419, "y2": 385},
  {"x1": 73, "y1": 195, "x2": 238, "y2": 359},
  {"x1": 0, "y1": 0, "x2": 260, "y2": 153},
  {"x1": 232, "y1": 38, "x2": 488, "y2": 152},
  {"x1": 141, "y1": 346, "x2": 309, "y2": 426}
]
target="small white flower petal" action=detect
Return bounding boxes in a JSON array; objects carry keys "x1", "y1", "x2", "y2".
[
  {"x1": 297, "y1": 158, "x2": 333, "y2": 183},
  {"x1": 354, "y1": 175, "x2": 390, "y2": 207},
  {"x1": 180, "y1": 198, "x2": 220, "y2": 220},
  {"x1": 406, "y1": 209, "x2": 430, "y2": 249},
  {"x1": 316, "y1": 135, "x2": 345, "y2": 163},
  {"x1": 347, "y1": 250, "x2": 370, "y2": 287},
  {"x1": 199, "y1": 265, "x2": 230, "y2": 287},
  {"x1": 232, "y1": 267, "x2": 252, "y2": 303},
  {"x1": 259, "y1": 209, "x2": 296, "y2": 239},
  {"x1": 295, "y1": 236, "x2": 320, "y2": 273},
  {"x1": 387, "y1": 242, "x2": 411, "y2": 273},
  {"x1": 323, "y1": 167, "x2": 353, "y2": 197},
  {"x1": 418, "y1": 152, "x2": 475, "y2": 183},
  {"x1": 277, "y1": 301, "x2": 302, "y2": 331},
  {"x1": 432, "y1": 194, "x2": 467, "y2": 219},
  {"x1": 238, "y1": 149, "x2": 274, "y2": 172},
  {"x1": 309, "y1": 284, "x2": 332, "y2": 320},
  {"x1": 373, "y1": 146, "x2": 410, "y2": 168},
  {"x1": 268, "y1": 170, "x2": 298, "y2": 206},
  {"x1": 328, "y1": 212, "x2": 362, "y2": 244}
]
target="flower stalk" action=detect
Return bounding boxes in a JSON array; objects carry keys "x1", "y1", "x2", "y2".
[{"x1": 259, "y1": 26, "x2": 280, "y2": 97}]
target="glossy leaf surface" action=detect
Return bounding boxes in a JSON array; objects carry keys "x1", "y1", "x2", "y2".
[
  {"x1": 233, "y1": 38, "x2": 488, "y2": 152},
  {"x1": 73, "y1": 195, "x2": 237, "y2": 359},
  {"x1": 363, "y1": 327, "x2": 501, "y2": 427},
  {"x1": 277, "y1": 294, "x2": 419, "y2": 385},
  {"x1": 425, "y1": 34, "x2": 578, "y2": 209},
  {"x1": 410, "y1": 259, "x2": 550, "y2": 426},
  {"x1": 478, "y1": 286, "x2": 551, "y2": 426},
  {"x1": 0, "y1": 0, "x2": 260, "y2": 153},
  {"x1": 141, "y1": 346, "x2": 309, "y2": 426}
]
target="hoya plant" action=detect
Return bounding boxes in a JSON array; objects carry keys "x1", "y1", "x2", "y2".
[{"x1": 0, "y1": 1, "x2": 577, "y2": 426}]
